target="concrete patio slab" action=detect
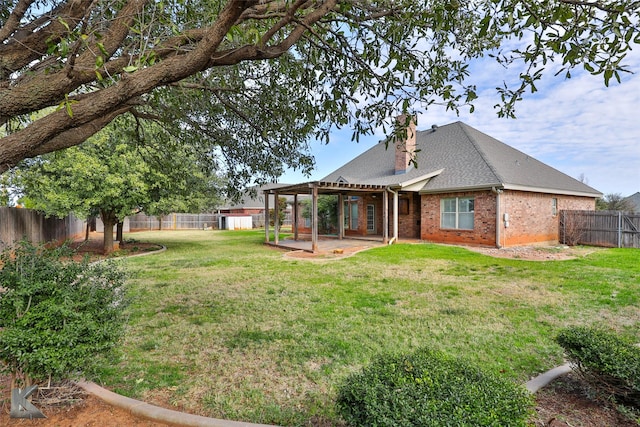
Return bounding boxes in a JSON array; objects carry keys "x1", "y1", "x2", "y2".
[{"x1": 268, "y1": 237, "x2": 385, "y2": 254}]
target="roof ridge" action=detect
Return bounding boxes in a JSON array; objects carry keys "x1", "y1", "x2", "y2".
[{"x1": 457, "y1": 122, "x2": 504, "y2": 185}]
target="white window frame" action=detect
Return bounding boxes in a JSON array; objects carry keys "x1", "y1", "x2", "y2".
[
  {"x1": 440, "y1": 197, "x2": 475, "y2": 230},
  {"x1": 552, "y1": 198, "x2": 558, "y2": 216}
]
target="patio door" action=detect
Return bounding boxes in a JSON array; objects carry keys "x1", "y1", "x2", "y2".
[
  {"x1": 350, "y1": 202, "x2": 358, "y2": 230},
  {"x1": 366, "y1": 204, "x2": 375, "y2": 233}
]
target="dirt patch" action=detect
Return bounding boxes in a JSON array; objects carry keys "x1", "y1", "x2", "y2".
[
  {"x1": 0, "y1": 382, "x2": 170, "y2": 426},
  {"x1": 283, "y1": 245, "x2": 374, "y2": 260},
  {"x1": 284, "y1": 242, "x2": 599, "y2": 261},
  {"x1": 532, "y1": 372, "x2": 638, "y2": 426},
  {"x1": 65, "y1": 234, "x2": 163, "y2": 262},
  {"x1": 462, "y1": 244, "x2": 601, "y2": 261}
]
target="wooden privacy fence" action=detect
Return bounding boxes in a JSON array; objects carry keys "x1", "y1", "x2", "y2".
[
  {"x1": 0, "y1": 207, "x2": 85, "y2": 251},
  {"x1": 560, "y1": 210, "x2": 640, "y2": 248},
  {"x1": 128, "y1": 212, "x2": 292, "y2": 231},
  {"x1": 128, "y1": 213, "x2": 220, "y2": 231}
]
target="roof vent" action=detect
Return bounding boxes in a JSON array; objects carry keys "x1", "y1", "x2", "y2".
[{"x1": 431, "y1": 124, "x2": 438, "y2": 131}]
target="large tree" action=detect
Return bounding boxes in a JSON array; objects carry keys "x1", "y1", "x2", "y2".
[
  {"x1": 1, "y1": 1, "x2": 639, "y2": 175},
  {"x1": 596, "y1": 193, "x2": 636, "y2": 211},
  {"x1": 16, "y1": 116, "x2": 223, "y2": 253}
]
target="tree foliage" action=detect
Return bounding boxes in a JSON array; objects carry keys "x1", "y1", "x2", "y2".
[
  {"x1": 0, "y1": 173, "x2": 10, "y2": 206},
  {"x1": 557, "y1": 326, "x2": 640, "y2": 409},
  {"x1": 302, "y1": 195, "x2": 338, "y2": 234},
  {"x1": 1, "y1": 0, "x2": 638, "y2": 178},
  {"x1": 269, "y1": 196, "x2": 288, "y2": 230},
  {"x1": 596, "y1": 193, "x2": 635, "y2": 211},
  {"x1": 14, "y1": 116, "x2": 223, "y2": 252},
  {"x1": 0, "y1": 240, "x2": 128, "y2": 384},
  {"x1": 336, "y1": 347, "x2": 534, "y2": 426}
]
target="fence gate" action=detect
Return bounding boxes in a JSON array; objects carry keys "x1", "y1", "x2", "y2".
[{"x1": 560, "y1": 210, "x2": 640, "y2": 248}]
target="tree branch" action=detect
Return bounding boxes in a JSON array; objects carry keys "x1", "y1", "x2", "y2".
[
  {"x1": 0, "y1": 0, "x2": 94, "y2": 76},
  {"x1": 0, "y1": 0, "x2": 34, "y2": 43},
  {"x1": 0, "y1": 0, "x2": 257, "y2": 171}
]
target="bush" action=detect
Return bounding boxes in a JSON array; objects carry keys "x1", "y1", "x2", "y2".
[
  {"x1": 335, "y1": 347, "x2": 534, "y2": 426},
  {"x1": 0, "y1": 240, "x2": 128, "y2": 384},
  {"x1": 556, "y1": 326, "x2": 640, "y2": 407}
]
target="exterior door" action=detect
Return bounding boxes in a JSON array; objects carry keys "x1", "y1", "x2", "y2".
[{"x1": 366, "y1": 204, "x2": 375, "y2": 233}]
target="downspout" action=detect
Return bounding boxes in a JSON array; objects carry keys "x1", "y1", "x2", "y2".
[
  {"x1": 387, "y1": 186, "x2": 399, "y2": 245},
  {"x1": 492, "y1": 187, "x2": 503, "y2": 248}
]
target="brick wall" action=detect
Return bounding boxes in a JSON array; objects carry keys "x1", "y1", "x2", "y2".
[
  {"x1": 499, "y1": 191, "x2": 595, "y2": 246},
  {"x1": 420, "y1": 190, "x2": 596, "y2": 247},
  {"x1": 387, "y1": 193, "x2": 421, "y2": 238},
  {"x1": 420, "y1": 191, "x2": 497, "y2": 246}
]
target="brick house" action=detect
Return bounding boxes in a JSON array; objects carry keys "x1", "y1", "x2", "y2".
[{"x1": 267, "y1": 120, "x2": 601, "y2": 250}]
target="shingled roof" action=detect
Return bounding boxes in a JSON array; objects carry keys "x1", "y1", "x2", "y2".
[
  {"x1": 624, "y1": 192, "x2": 640, "y2": 212},
  {"x1": 322, "y1": 121, "x2": 602, "y2": 197}
]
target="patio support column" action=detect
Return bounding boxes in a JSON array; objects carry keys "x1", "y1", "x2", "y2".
[
  {"x1": 311, "y1": 184, "x2": 318, "y2": 252},
  {"x1": 392, "y1": 189, "x2": 399, "y2": 242},
  {"x1": 264, "y1": 191, "x2": 270, "y2": 244},
  {"x1": 274, "y1": 191, "x2": 280, "y2": 245},
  {"x1": 338, "y1": 193, "x2": 344, "y2": 240},
  {"x1": 382, "y1": 190, "x2": 389, "y2": 244},
  {"x1": 293, "y1": 194, "x2": 299, "y2": 241}
]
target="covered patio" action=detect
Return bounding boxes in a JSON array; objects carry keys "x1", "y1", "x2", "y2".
[{"x1": 263, "y1": 181, "x2": 404, "y2": 253}]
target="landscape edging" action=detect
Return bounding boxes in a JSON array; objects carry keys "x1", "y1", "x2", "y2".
[
  {"x1": 78, "y1": 363, "x2": 576, "y2": 427},
  {"x1": 77, "y1": 381, "x2": 279, "y2": 427},
  {"x1": 525, "y1": 363, "x2": 572, "y2": 393}
]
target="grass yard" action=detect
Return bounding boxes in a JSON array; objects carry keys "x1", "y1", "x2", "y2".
[{"x1": 97, "y1": 230, "x2": 640, "y2": 426}]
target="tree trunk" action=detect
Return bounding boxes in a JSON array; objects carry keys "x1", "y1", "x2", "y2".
[
  {"x1": 116, "y1": 221, "x2": 124, "y2": 244},
  {"x1": 101, "y1": 210, "x2": 117, "y2": 254}
]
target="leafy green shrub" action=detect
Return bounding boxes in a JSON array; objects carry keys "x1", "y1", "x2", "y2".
[
  {"x1": 0, "y1": 240, "x2": 128, "y2": 384},
  {"x1": 336, "y1": 347, "x2": 534, "y2": 426},
  {"x1": 556, "y1": 326, "x2": 640, "y2": 407}
]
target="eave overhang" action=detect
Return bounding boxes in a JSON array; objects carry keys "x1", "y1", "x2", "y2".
[
  {"x1": 419, "y1": 182, "x2": 602, "y2": 198},
  {"x1": 388, "y1": 169, "x2": 444, "y2": 192}
]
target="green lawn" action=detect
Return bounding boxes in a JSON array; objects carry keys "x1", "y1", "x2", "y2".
[{"x1": 98, "y1": 230, "x2": 640, "y2": 426}]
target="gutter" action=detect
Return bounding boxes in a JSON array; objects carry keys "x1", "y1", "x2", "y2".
[
  {"x1": 492, "y1": 186, "x2": 503, "y2": 248},
  {"x1": 386, "y1": 186, "x2": 399, "y2": 244}
]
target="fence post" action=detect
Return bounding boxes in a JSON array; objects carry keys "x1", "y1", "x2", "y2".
[{"x1": 618, "y1": 211, "x2": 622, "y2": 248}]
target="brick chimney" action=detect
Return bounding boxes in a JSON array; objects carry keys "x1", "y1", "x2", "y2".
[{"x1": 394, "y1": 114, "x2": 417, "y2": 175}]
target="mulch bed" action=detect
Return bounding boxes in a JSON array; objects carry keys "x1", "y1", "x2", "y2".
[{"x1": 533, "y1": 372, "x2": 639, "y2": 426}]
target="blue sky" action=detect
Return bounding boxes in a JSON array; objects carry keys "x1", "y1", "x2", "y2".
[{"x1": 280, "y1": 48, "x2": 640, "y2": 198}]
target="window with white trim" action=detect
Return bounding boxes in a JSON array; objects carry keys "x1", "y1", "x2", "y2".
[
  {"x1": 552, "y1": 198, "x2": 558, "y2": 216},
  {"x1": 441, "y1": 197, "x2": 474, "y2": 230}
]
